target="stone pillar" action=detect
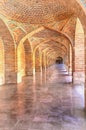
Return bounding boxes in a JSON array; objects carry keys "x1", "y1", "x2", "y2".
[
  {"x1": 24, "y1": 39, "x2": 33, "y2": 76},
  {"x1": 33, "y1": 52, "x2": 35, "y2": 75},
  {"x1": 84, "y1": 35, "x2": 86, "y2": 112},
  {"x1": 42, "y1": 52, "x2": 46, "y2": 70},
  {"x1": 72, "y1": 46, "x2": 75, "y2": 83},
  {"x1": 5, "y1": 46, "x2": 17, "y2": 84},
  {"x1": 1, "y1": 20, "x2": 17, "y2": 84},
  {"x1": 68, "y1": 45, "x2": 71, "y2": 74},
  {"x1": 35, "y1": 48, "x2": 42, "y2": 72}
]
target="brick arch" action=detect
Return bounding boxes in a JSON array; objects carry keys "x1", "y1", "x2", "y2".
[
  {"x1": 42, "y1": 49, "x2": 59, "y2": 69},
  {"x1": 32, "y1": 27, "x2": 74, "y2": 74},
  {"x1": 32, "y1": 38, "x2": 68, "y2": 56},
  {"x1": 19, "y1": 26, "x2": 73, "y2": 48},
  {"x1": 46, "y1": 49, "x2": 64, "y2": 60},
  {"x1": 33, "y1": 40, "x2": 67, "y2": 70},
  {"x1": 43, "y1": 48, "x2": 64, "y2": 57},
  {"x1": 29, "y1": 27, "x2": 73, "y2": 51},
  {"x1": 0, "y1": 18, "x2": 16, "y2": 84},
  {"x1": 18, "y1": 27, "x2": 74, "y2": 74},
  {"x1": 34, "y1": 41, "x2": 67, "y2": 55},
  {"x1": 35, "y1": 45, "x2": 64, "y2": 71},
  {"x1": 33, "y1": 41, "x2": 65, "y2": 73},
  {"x1": 31, "y1": 26, "x2": 74, "y2": 70},
  {"x1": 45, "y1": 50, "x2": 64, "y2": 67},
  {"x1": 42, "y1": 45, "x2": 72, "y2": 71},
  {"x1": 42, "y1": 48, "x2": 64, "y2": 58},
  {"x1": 39, "y1": 46, "x2": 66, "y2": 64}
]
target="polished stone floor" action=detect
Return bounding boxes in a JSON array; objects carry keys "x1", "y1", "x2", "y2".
[{"x1": 0, "y1": 64, "x2": 86, "y2": 130}]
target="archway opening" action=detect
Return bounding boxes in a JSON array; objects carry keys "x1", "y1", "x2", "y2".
[{"x1": 56, "y1": 57, "x2": 63, "y2": 64}]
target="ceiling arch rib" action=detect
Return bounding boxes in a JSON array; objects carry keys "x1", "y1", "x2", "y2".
[
  {"x1": 19, "y1": 26, "x2": 73, "y2": 51},
  {"x1": 32, "y1": 27, "x2": 73, "y2": 46},
  {"x1": 34, "y1": 40, "x2": 67, "y2": 55},
  {"x1": 46, "y1": 49, "x2": 64, "y2": 56},
  {"x1": 40, "y1": 42, "x2": 66, "y2": 52},
  {"x1": 35, "y1": 45, "x2": 66, "y2": 60},
  {"x1": 40, "y1": 46, "x2": 63, "y2": 56},
  {"x1": 32, "y1": 38, "x2": 68, "y2": 52},
  {"x1": 38, "y1": 44, "x2": 66, "y2": 56},
  {"x1": 41, "y1": 47, "x2": 65, "y2": 59},
  {"x1": 46, "y1": 50, "x2": 64, "y2": 60},
  {"x1": 61, "y1": 15, "x2": 77, "y2": 42},
  {"x1": 40, "y1": 48, "x2": 65, "y2": 58}
]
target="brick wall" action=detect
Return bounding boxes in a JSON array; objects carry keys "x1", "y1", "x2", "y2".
[
  {"x1": 75, "y1": 18, "x2": 85, "y2": 71},
  {"x1": 35, "y1": 48, "x2": 42, "y2": 72},
  {"x1": 24, "y1": 39, "x2": 33, "y2": 76},
  {"x1": 0, "y1": 19, "x2": 16, "y2": 84}
]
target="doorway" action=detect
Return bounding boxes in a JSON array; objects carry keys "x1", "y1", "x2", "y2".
[{"x1": 56, "y1": 57, "x2": 63, "y2": 64}]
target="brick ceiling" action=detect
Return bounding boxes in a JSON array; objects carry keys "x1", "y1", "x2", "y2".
[
  {"x1": 0, "y1": 0, "x2": 74, "y2": 24},
  {"x1": 0, "y1": 0, "x2": 83, "y2": 60}
]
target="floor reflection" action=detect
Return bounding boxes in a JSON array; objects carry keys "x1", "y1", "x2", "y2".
[{"x1": 0, "y1": 64, "x2": 86, "y2": 130}]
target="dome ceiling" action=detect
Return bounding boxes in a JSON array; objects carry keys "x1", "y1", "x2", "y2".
[{"x1": 0, "y1": 0, "x2": 74, "y2": 24}]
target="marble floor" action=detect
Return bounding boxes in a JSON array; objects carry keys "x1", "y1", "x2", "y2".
[{"x1": 0, "y1": 64, "x2": 86, "y2": 130}]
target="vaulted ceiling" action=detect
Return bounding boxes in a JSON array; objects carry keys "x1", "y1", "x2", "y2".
[{"x1": 0, "y1": 0, "x2": 85, "y2": 61}]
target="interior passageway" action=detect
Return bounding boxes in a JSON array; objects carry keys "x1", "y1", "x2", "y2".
[
  {"x1": 0, "y1": 0, "x2": 86, "y2": 129},
  {"x1": 0, "y1": 64, "x2": 85, "y2": 130}
]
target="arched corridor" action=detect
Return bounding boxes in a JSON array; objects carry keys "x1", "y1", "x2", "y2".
[
  {"x1": 0, "y1": 0, "x2": 86, "y2": 129},
  {"x1": 56, "y1": 57, "x2": 63, "y2": 64}
]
